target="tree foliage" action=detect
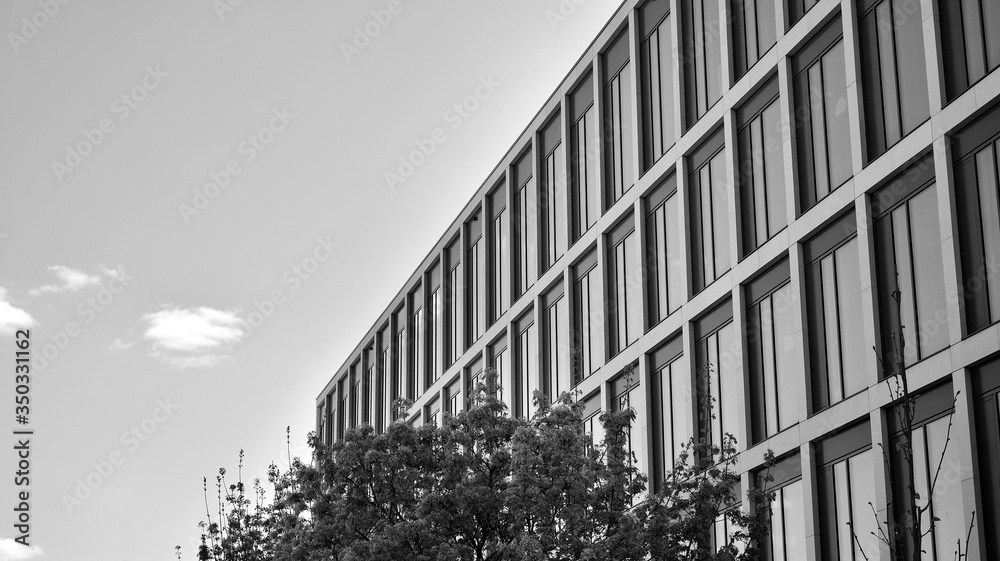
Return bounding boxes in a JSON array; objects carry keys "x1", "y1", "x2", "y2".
[{"x1": 184, "y1": 368, "x2": 775, "y2": 561}]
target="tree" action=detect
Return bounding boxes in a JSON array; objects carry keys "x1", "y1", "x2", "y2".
[
  {"x1": 860, "y1": 284, "x2": 976, "y2": 561},
  {"x1": 183, "y1": 366, "x2": 775, "y2": 561}
]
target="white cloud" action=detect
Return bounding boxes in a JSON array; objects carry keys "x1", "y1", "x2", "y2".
[
  {"x1": 108, "y1": 338, "x2": 135, "y2": 351},
  {"x1": 0, "y1": 538, "x2": 43, "y2": 561},
  {"x1": 0, "y1": 288, "x2": 36, "y2": 337},
  {"x1": 29, "y1": 265, "x2": 100, "y2": 295},
  {"x1": 142, "y1": 307, "x2": 246, "y2": 367}
]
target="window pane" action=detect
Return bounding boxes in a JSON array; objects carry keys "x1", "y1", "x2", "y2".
[
  {"x1": 849, "y1": 450, "x2": 879, "y2": 559},
  {"x1": 781, "y1": 482, "x2": 806, "y2": 561},
  {"x1": 908, "y1": 187, "x2": 948, "y2": 358},
  {"x1": 703, "y1": 0, "x2": 723, "y2": 107},
  {"x1": 762, "y1": 102, "x2": 786, "y2": 236},
  {"x1": 710, "y1": 153, "x2": 731, "y2": 276},
  {"x1": 891, "y1": 204, "x2": 919, "y2": 364},
  {"x1": 876, "y1": 2, "x2": 902, "y2": 145},
  {"x1": 823, "y1": 41, "x2": 853, "y2": 191},
  {"x1": 962, "y1": 0, "x2": 987, "y2": 82},
  {"x1": 717, "y1": 322, "x2": 741, "y2": 442},
  {"x1": 657, "y1": 21, "x2": 677, "y2": 151},
  {"x1": 666, "y1": 194, "x2": 684, "y2": 309},
  {"x1": 975, "y1": 146, "x2": 1000, "y2": 320},
  {"x1": 891, "y1": 0, "x2": 928, "y2": 136},
  {"x1": 761, "y1": 299, "x2": 779, "y2": 435},
  {"x1": 808, "y1": 63, "x2": 831, "y2": 198},
  {"x1": 821, "y1": 255, "x2": 844, "y2": 402},
  {"x1": 836, "y1": 238, "x2": 867, "y2": 396}
]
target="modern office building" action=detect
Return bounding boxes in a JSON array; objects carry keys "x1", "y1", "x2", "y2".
[{"x1": 317, "y1": 0, "x2": 1000, "y2": 558}]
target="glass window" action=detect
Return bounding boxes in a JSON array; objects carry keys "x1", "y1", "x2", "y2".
[
  {"x1": 446, "y1": 239, "x2": 462, "y2": 365},
  {"x1": 611, "y1": 368, "x2": 641, "y2": 469},
  {"x1": 544, "y1": 283, "x2": 570, "y2": 401},
  {"x1": 541, "y1": 113, "x2": 567, "y2": 272},
  {"x1": 425, "y1": 397, "x2": 441, "y2": 427},
  {"x1": 573, "y1": 250, "x2": 604, "y2": 383},
  {"x1": 757, "y1": 454, "x2": 806, "y2": 561},
  {"x1": 582, "y1": 391, "x2": 604, "y2": 449},
  {"x1": 649, "y1": 336, "x2": 689, "y2": 491},
  {"x1": 816, "y1": 422, "x2": 879, "y2": 561},
  {"x1": 887, "y1": 382, "x2": 963, "y2": 561},
  {"x1": 490, "y1": 334, "x2": 509, "y2": 405},
  {"x1": 792, "y1": 17, "x2": 852, "y2": 211},
  {"x1": 490, "y1": 181, "x2": 509, "y2": 323},
  {"x1": 689, "y1": 129, "x2": 731, "y2": 293},
  {"x1": 514, "y1": 309, "x2": 538, "y2": 418},
  {"x1": 738, "y1": 77, "x2": 787, "y2": 255},
  {"x1": 805, "y1": 212, "x2": 867, "y2": 412},
  {"x1": 939, "y1": 0, "x2": 1000, "y2": 102},
  {"x1": 872, "y1": 157, "x2": 948, "y2": 369},
  {"x1": 952, "y1": 107, "x2": 1000, "y2": 334},
  {"x1": 467, "y1": 209, "x2": 486, "y2": 345},
  {"x1": 446, "y1": 376, "x2": 462, "y2": 416},
  {"x1": 731, "y1": 0, "x2": 779, "y2": 78},
  {"x1": 608, "y1": 215, "x2": 643, "y2": 356},
  {"x1": 746, "y1": 259, "x2": 804, "y2": 442},
  {"x1": 409, "y1": 283, "x2": 424, "y2": 400},
  {"x1": 973, "y1": 357, "x2": 1000, "y2": 560},
  {"x1": 377, "y1": 327, "x2": 390, "y2": 432},
  {"x1": 604, "y1": 27, "x2": 636, "y2": 206},
  {"x1": 570, "y1": 73, "x2": 600, "y2": 241},
  {"x1": 640, "y1": 0, "x2": 677, "y2": 170},
  {"x1": 337, "y1": 378, "x2": 347, "y2": 439},
  {"x1": 363, "y1": 344, "x2": 374, "y2": 425},
  {"x1": 428, "y1": 263, "x2": 443, "y2": 385},
  {"x1": 350, "y1": 360, "x2": 361, "y2": 427},
  {"x1": 682, "y1": 0, "x2": 724, "y2": 126},
  {"x1": 858, "y1": 0, "x2": 929, "y2": 160},
  {"x1": 391, "y1": 306, "x2": 406, "y2": 420},
  {"x1": 645, "y1": 175, "x2": 685, "y2": 326},
  {"x1": 695, "y1": 300, "x2": 741, "y2": 449},
  {"x1": 514, "y1": 148, "x2": 537, "y2": 298},
  {"x1": 466, "y1": 356, "x2": 484, "y2": 408}
]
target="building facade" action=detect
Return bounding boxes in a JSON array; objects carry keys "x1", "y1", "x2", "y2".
[{"x1": 317, "y1": 0, "x2": 1000, "y2": 558}]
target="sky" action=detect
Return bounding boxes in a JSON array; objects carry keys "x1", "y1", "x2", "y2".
[{"x1": 0, "y1": 1, "x2": 623, "y2": 559}]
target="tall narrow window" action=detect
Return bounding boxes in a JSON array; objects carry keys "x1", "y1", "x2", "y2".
[
  {"x1": 757, "y1": 454, "x2": 807, "y2": 561},
  {"x1": 446, "y1": 376, "x2": 462, "y2": 416},
  {"x1": 350, "y1": 360, "x2": 361, "y2": 428},
  {"x1": 689, "y1": 129, "x2": 731, "y2": 293},
  {"x1": 608, "y1": 215, "x2": 642, "y2": 356},
  {"x1": 649, "y1": 336, "x2": 689, "y2": 491},
  {"x1": 337, "y1": 379, "x2": 347, "y2": 440},
  {"x1": 731, "y1": 0, "x2": 779, "y2": 78},
  {"x1": 604, "y1": 28, "x2": 636, "y2": 206},
  {"x1": 541, "y1": 113, "x2": 567, "y2": 271},
  {"x1": 738, "y1": 77, "x2": 787, "y2": 256},
  {"x1": 323, "y1": 394, "x2": 333, "y2": 445},
  {"x1": 872, "y1": 157, "x2": 948, "y2": 369},
  {"x1": 363, "y1": 344, "x2": 374, "y2": 425},
  {"x1": 858, "y1": 0, "x2": 929, "y2": 160},
  {"x1": 409, "y1": 283, "x2": 424, "y2": 400},
  {"x1": 543, "y1": 283, "x2": 570, "y2": 401},
  {"x1": 611, "y1": 369, "x2": 641, "y2": 467},
  {"x1": 391, "y1": 306, "x2": 406, "y2": 420},
  {"x1": 466, "y1": 356, "x2": 484, "y2": 408},
  {"x1": 514, "y1": 148, "x2": 537, "y2": 298},
  {"x1": 792, "y1": 17, "x2": 852, "y2": 211},
  {"x1": 425, "y1": 397, "x2": 441, "y2": 427},
  {"x1": 953, "y1": 107, "x2": 1000, "y2": 334},
  {"x1": 683, "y1": 0, "x2": 724, "y2": 126},
  {"x1": 939, "y1": 0, "x2": 1000, "y2": 102},
  {"x1": 640, "y1": 0, "x2": 677, "y2": 170},
  {"x1": 805, "y1": 212, "x2": 867, "y2": 412},
  {"x1": 582, "y1": 392, "x2": 604, "y2": 448},
  {"x1": 490, "y1": 334, "x2": 509, "y2": 405},
  {"x1": 695, "y1": 301, "x2": 740, "y2": 450},
  {"x1": 377, "y1": 327, "x2": 389, "y2": 432},
  {"x1": 973, "y1": 357, "x2": 1000, "y2": 560},
  {"x1": 446, "y1": 239, "x2": 462, "y2": 365},
  {"x1": 515, "y1": 309, "x2": 537, "y2": 418},
  {"x1": 816, "y1": 422, "x2": 880, "y2": 561},
  {"x1": 571, "y1": 74, "x2": 600, "y2": 240},
  {"x1": 490, "y1": 181, "x2": 509, "y2": 323},
  {"x1": 746, "y1": 259, "x2": 804, "y2": 443},
  {"x1": 467, "y1": 210, "x2": 486, "y2": 345},
  {"x1": 573, "y1": 250, "x2": 603, "y2": 383},
  {"x1": 645, "y1": 175, "x2": 684, "y2": 325},
  {"x1": 428, "y1": 262, "x2": 443, "y2": 385},
  {"x1": 888, "y1": 382, "x2": 964, "y2": 561}
]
